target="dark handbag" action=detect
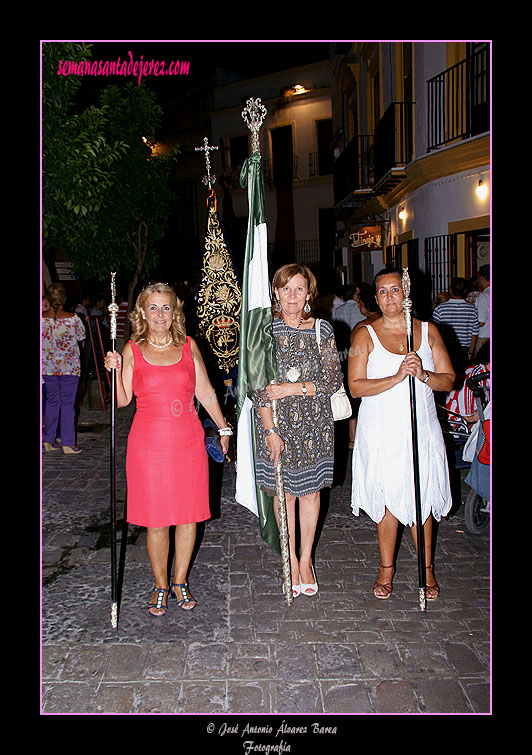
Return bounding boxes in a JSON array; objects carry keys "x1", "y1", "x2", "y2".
[{"x1": 204, "y1": 419, "x2": 225, "y2": 463}]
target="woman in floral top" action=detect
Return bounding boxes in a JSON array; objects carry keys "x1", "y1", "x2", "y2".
[{"x1": 42, "y1": 283, "x2": 86, "y2": 453}]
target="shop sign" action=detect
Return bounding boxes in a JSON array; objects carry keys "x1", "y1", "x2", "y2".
[{"x1": 349, "y1": 226, "x2": 382, "y2": 251}]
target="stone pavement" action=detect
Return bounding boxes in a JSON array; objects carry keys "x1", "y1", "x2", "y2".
[{"x1": 41, "y1": 401, "x2": 490, "y2": 721}]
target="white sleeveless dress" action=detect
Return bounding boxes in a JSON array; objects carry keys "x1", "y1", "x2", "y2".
[{"x1": 351, "y1": 322, "x2": 452, "y2": 526}]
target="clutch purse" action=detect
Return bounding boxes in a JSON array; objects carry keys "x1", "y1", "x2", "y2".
[{"x1": 204, "y1": 419, "x2": 225, "y2": 463}]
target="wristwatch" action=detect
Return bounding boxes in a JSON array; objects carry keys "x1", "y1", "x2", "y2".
[
  {"x1": 264, "y1": 427, "x2": 279, "y2": 436},
  {"x1": 301, "y1": 382, "x2": 308, "y2": 395},
  {"x1": 422, "y1": 371, "x2": 430, "y2": 383}
]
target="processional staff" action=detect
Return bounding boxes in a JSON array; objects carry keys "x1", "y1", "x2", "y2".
[
  {"x1": 108, "y1": 272, "x2": 119, "y2": 629},
  {"x1": 402, "y1": 268, "x2": 427, "y2": 614},
  {"x1": 242, "y1": 96, "x2": 293, "y2": 606}
]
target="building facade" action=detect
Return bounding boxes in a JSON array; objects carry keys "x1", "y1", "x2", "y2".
[
  {"x1": 331, "y1": 41, "x2": 490, "y2": 314},
  {"x1": 210, "y1": 60, "x2": 336, "y2": 279}
]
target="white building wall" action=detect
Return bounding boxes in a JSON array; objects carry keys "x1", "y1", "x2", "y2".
[{"x1": 389, "y1": 162, "x2": 490, "y2": 270}]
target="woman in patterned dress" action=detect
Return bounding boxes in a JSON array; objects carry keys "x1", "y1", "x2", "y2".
[
  {"x1": 42, "y1": 283, "x2": 86, "y2": 454},
  {"x1": 253, "y1": 264, "x2": 343, "y2": 597}
]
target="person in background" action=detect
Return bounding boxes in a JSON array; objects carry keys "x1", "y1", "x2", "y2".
[
  {"x1": 333, "y1": 283, "x2": 366, "y2": 332},
  {"x1": 331, "y1": 286, "x2": 345, "y2": 315},
  {"x1": 432, "y1": 277, "x2": 478, "y2": 375},
  {"x1": 75, "y1": 293, "x2": 91, "y2": 320},
  {"x1": 42, "y1": 283, "x2": 86, "y2": 454},
  {"x1": 474, "y1": 265, "x2": 490, "y2": 354}
]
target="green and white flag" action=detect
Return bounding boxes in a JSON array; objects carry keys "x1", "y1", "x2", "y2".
[{"x1": 235, "y1": 152, "x2": 280, "y2": 554}]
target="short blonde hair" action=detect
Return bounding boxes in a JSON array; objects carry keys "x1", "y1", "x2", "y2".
[
  {"x1": 272, "y1": 263, "x2": 318, "y2": 319},
  {"x1": 46, "y1": 283, "x2": 67, "y2": 308},
  {"x1": 129, "y1": 282, "x2": 187, "y2": 346}
]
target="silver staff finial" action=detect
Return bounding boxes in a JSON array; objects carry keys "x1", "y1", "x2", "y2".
[
  {"x1": 402, "y1": 267, "x2": 413, "y2": 337},
  {"x1": 241, "y1": 97, "x2": 267, "y2": 156},
  {"x1": 109, "y1": 271, "x2": 119, "y2": 342},
  {"x1": 195, "y1": 137, "x2": 218, "y2": 189}
]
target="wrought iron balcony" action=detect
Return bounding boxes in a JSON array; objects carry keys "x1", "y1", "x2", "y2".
[
  {"x1": 268, "y1": 239, "x2": 320, "y2": 264},
  {"x1": 427, "y1": 47, "x2": 489, "y2": 151},
  {"x1": 373, "y1": 101, "x2": 414, "y2": 191},
  {"x1": 333, "y1": 135, "x2": 374, "y2": 210}
]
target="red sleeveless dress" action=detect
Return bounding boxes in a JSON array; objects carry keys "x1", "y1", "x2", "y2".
[{"x1": 125, "y1": 338, "x2": 210, "y2": 527}]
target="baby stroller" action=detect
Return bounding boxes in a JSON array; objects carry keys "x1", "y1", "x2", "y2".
[
  {"x1": 440, "y1": 369, "x2": 490, "y2": 535},
  {"x1": 462, "y1": 371, "x2": 490, "y2": 534}
]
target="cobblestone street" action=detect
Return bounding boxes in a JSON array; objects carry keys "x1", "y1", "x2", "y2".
[{"x1": 41, "y1": 403, "x2": 490, "y2": 723}]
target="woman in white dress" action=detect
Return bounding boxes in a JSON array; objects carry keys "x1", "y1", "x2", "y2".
[{"x1": 348, "y1": 270, "x2": 455, "y2": 600}]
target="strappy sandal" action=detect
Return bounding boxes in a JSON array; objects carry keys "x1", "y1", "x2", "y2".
[
  {"x1": 170, "y1": 581, "x2": 196, "y2": 611},
  {"x1": 373, "y1": 564, "x2": 394, "y2": 600},
  {"x1": 425, "y1": 566, "x2": 440, "y2": 601},
  {"x1": 147, "y1": 586, "x2": 169, "y2": 617}
]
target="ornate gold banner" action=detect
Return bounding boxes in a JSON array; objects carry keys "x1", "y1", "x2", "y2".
[{"x1": 196, "y1": 191, "x2": 241, "y2": 378}]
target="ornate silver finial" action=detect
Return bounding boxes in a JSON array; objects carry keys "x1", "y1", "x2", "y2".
[
  {"x1": 402, "y1": 267, "x2": 413, "y2": 337},
  {"x1": 109, "y1": 271, "x2": 119, "y2": 342},
  {"x1": 195, "y1": 137, "x2": 218, "y2": 189},
  {"x1": 241, "y1": 97, "x2": 267, "y2": 156}
]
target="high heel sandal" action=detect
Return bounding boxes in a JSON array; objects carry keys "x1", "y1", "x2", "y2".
[
  {"x1": 373, "y1": 564, "x2": 394, "y2": 600},
  {"x1": 300, "y1": 565, "x2": 318, "y2": 596},
  {"x1": 425, "y1": 565, "x2": 440, "y2": 601},
  {"x1": 292, "y1": 579, "x2": 301, "y2": 598},
  {"x1": 147, "y1": 586, "x2": 169, "y2": 617},
  {"x1": 170, "y1": 581, "x2": 196, "y2": 611}
]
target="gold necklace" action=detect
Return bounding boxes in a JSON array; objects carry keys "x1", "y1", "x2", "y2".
[{"x1": 382, "y1": 326, "x2": 406, "y2": 353}]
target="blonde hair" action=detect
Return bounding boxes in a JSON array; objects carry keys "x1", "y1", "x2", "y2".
[
  {"x1": 129, "y1": 282, "x2": 187, "y2": 346},
  {"x1": 272, "y1": 263, "x2": 318, "y2": 320},
  {"x1": 46, "y1": 283, "x2": 67, "y2": 308}
]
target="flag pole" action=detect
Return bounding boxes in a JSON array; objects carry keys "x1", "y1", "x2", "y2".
[
  {"x1": 108, "y1": 272, "x2": 119, "y2": 629},
  {"x1": 402, "y1": 268, "x2": 427, "y2": 614},
  {"x1": 242, "y1": 98, "x2": 293, "y2": 605}
]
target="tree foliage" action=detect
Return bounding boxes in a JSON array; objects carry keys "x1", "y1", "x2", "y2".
[
  {"x1": 42, "y1": 43, "x2": 128, "y2": 252},
  {"x1": 42, "y1": 42, "x2": 180, "y2": 297}
]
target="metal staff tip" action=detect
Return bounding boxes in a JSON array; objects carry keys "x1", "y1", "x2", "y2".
[
  {"x1": 242, "y1": 97, "x2": 267, "y2": 156},
  {"x1": 109, "y1": 271, "x2": 119, "y2": 344},
  {"x1": 402, "y1": 267, "x2": 413, "y2": 338}
]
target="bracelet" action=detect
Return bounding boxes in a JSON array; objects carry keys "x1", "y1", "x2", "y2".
[
  {"x1": 218, "y1": 427, "x2": 233, "y2": 436},
  {"x1": 264, "y1": 427, "x2": 279, "y2": 436},
  {"x1": 422, "y1": 371, "x2": 430, "y2": 384}
]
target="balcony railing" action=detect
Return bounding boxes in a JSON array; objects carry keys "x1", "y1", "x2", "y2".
[
  {"x1": 262, "y1": 154, "x2": 334, "y2": 183},
  {"x1": 309, "y1": 151, "x2": 334, "y2": 177},
  {"x1": 333, "y1": 135, "x2": 374, "y2": 205},
  {"x1": 334, "y1": 103, "x2": 413, "y2": 207},
  {"x1": 373, "y1": 102, "x2": 414, "y2": 186},
  {"x1": 427, "y1": 47, "x2": 489, "y2": 151},
  {"x1": 262, "y1": 157, "x2": 299, "y2": 183},
  {"x1": 268, "y1": 239, "x2": 320, "y2": 264}
]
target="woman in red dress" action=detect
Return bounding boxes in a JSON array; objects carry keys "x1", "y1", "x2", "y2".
[{"x1": 105, "y1": 283, "x2": 231, "y2": 617}]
